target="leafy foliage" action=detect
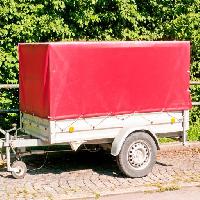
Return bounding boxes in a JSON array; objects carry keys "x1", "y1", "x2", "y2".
[
  {"x1": 188, "y1": 119, "x2": 200, "y2": 141},
  {"x1": 0, "y1": 0, "x2": 199, "y2": 129}
]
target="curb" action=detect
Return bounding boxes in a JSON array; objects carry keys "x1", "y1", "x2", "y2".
[{"x1": 71, "y1": 182, "x2": 200, "y2": 200}]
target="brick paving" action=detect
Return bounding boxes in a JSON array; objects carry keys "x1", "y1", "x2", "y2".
[{"x1": 0, "y1": 144, "x2": 200, "y2": 200}]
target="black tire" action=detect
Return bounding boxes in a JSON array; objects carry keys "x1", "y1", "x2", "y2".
[
  {"x1": 116, "y1": 132, "x2": 157, "y2": 178},
  {"x1": 11, "y1": 161, "x2": 27, "y2": 179}
]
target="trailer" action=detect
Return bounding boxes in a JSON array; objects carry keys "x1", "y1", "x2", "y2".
[{"x1": 0, "y1": 41, "x2": 191, "y2": 179}]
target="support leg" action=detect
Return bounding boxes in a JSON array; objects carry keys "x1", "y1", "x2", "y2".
[
  {"x1": 5, "y1": 132, "x2": 11, "y2": 171},
  {"x1": 182, "y1": 110, "x2": 189, "y2": 146}
]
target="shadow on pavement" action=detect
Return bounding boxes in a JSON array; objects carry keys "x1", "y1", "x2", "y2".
[
  {"x1": 23, "y1": 150, "x2": 124, "y2": 177},
  {"x1": 156, "y1": 161, "x2": 173, "y2": 167},
  {"x1": 0, "y1": 149, "x2": 171, "y2": 179}
]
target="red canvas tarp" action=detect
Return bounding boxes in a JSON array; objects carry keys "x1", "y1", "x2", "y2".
[{"x1": 19, "y1": 41, "x2": 191, "y2": 120}]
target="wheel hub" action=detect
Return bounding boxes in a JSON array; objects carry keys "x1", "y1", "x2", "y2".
[{"x1": 15, "y1": 166, "x2": 23, "y2": 175}]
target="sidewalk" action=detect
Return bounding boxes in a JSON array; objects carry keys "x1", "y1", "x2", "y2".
[
  {"x1": 0, "y1": 142, "x2": 200, "y2": 200},
  {"x1": 99, "y1": 186, "x2": 200, "y2": 200}
]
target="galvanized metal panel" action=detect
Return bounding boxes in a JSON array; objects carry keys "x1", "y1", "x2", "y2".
[{"x1": 21, "y1": 111, "x2": 189, "y2": 145}]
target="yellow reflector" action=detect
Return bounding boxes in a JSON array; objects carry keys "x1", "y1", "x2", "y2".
[
  {"x1": 171, "y1": 117, "x2": 176, "y2": 124},
  {"x1": 69, "y1": 127, "x2": 75, "y2": 133}
]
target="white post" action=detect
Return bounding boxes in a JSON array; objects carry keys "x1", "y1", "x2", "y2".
[
  {"x1": 182, "y1": 110, "x2": 188, "y2": 146},
  {"x1": 5, "y1": 131, "x2": 11, "y2": 171}
]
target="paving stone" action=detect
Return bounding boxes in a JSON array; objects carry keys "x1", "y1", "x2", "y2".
[{"x1": 0, "y1": 145, "x2": 200, "y2": 199}]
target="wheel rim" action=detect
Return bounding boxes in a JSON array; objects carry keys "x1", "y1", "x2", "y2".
[{"x1": 127, "y1": 140, "x2": 151, "y2": 170}]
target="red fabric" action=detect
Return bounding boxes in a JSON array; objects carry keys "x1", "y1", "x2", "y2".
[{"x1": 19, "y1": 41, "x2": 191, "y2": 120}]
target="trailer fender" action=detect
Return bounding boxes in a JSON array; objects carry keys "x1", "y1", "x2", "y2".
[{"x1": 111, "y1": 128, "x2": 160, "y2": 156}]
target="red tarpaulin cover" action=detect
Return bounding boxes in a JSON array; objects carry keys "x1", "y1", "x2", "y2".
[{"x1": 19, "y1": 41, "x2": 191, "y2": 120}]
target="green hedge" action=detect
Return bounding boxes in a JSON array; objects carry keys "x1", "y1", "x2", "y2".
[{"x1": 0, "y1": 0, "x2": 199, "y2": 128}]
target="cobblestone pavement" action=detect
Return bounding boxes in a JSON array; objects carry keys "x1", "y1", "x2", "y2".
[{"x1": 0, "y1": 144, "x2": 200, "y2": 200}]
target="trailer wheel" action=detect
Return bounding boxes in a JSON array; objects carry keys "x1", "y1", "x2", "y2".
[
  {"x1": 11, "y1": 161, "x2": 27, "y2": 179},
  {"x1": 116, "y1": 132, "x2": 157, "y2": 178}
]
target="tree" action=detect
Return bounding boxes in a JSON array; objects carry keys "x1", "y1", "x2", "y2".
[{"x1": 0, "y1": 0, "x2": 199, "y2": 128}]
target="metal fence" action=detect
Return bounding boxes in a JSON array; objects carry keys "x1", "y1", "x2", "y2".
[
  {"x1": 0, "y1": 82, "x2": 200, "y2": 113},
  {"x1": 0, "y1": 84, "x2": 19, "y2": 113}
]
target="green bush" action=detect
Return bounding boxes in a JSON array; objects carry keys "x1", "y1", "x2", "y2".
[
  {"x1": 0, "y1": 0, "x2": 199, "y2": 130},
  {"x1": 188, "y1": 119, "x2": 200, "y2": 141}
]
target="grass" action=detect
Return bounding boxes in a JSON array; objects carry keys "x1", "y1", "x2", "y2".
[
  {"x1": 157, "y1": 184, "x2": 181, "y2": 192},
  {"x1": 159, "y1": 137, "x2": 177, "y2": 143},
  {"x1": 94, "y1": 192, "x2": 100, "y2": 199},
  {"x1": 159, "y1": 119, "x2": 200, "y2": 143},
  {"x1": 145, "y1": 182, "x2": 181, "y2": 193},
  {"x1": 188, "y1": 119, "x2": 200, "y2": 141}
]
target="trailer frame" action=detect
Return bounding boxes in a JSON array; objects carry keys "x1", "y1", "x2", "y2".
[{"x1": 0, "y1": 110, "x2": 189, "y2": 179}]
